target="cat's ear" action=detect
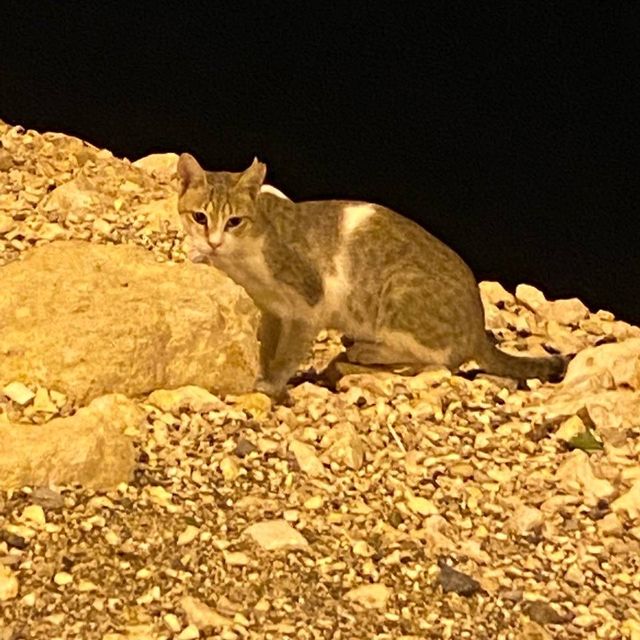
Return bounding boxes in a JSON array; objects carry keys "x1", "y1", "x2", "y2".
[
  {"x1": 177, "y1": 153, "x2": 206, "y2": 194},
  {"x1": 237, "y1": 157, "x2": 267, "y2": 199}
]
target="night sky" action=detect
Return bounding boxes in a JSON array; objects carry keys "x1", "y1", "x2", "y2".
[{"x1": 2, "y1": 3, "x2": 638, "y2": 322}]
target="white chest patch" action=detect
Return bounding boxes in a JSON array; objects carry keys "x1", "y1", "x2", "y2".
[{"x1": 341, "y1": 203, "x2": 375, "y2": 236}]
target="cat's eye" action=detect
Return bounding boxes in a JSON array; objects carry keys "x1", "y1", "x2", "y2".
[
  {"x1": 225, "y1": 216, "x2": 243, "y2": 230},
  {"x1": 192, "y1": 211, "x2": 208, "y2": 226}
]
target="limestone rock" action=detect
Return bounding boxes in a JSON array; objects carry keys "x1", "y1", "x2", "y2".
[
  {"x1": 479, "y1": 280, "x2": 515, "y2": 307},
  {"x1": 507, "y1": 504, "x2": 545, "y2": 535},
  {"x1": 542, "y1": 297, "x2": 590, "y2": 325},
  {"x1": 611, "y1": 481, "x2": 640, "y2": 519},
  {"x1": 180, "y1": 595, "x2": 233, "y2": 629},
  {"x1": 344, "y1": 583, "x2": 391, "y2": 609},
  {"x1": 321, "y1": 422, "x2": 365, "y2": 470},
  {"x1": 147, "y1": 386, "x2": 225, "y2": 414},
  {"x1": 0, "y1": 565, "x2": 19, "y2": 601},
  {"x1": 0, "y1": 241, "x2": 260, "y2": 403},
  {"x1": 0, "y1": 394, "x2": 139, "y2": 490},
  {"x1": 289, "y1": 440, "x2": 326, "y2": 477},
  {"x1": 556, "y1": 450, "x2": 615, "y2": 502},
  {"x1": 132, "y1": 152, "x2": 179, "y2": 178},
  {"x1": 560, "y1": 338, "x2": 640, "y2": 391},
  {"x1": 515, "y1": 284, "x2": 547, "y2": 312},
  {"x1": 244, "y1": 519, "x2": 309, "y2": 551}
]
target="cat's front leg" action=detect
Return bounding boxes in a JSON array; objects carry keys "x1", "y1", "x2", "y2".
[
  {"x1": 256, "y1": 318, "x2": 317, "y2": 400},
  {"x1": 257, "y1": 310, "x2": 282, "y2": 381}
]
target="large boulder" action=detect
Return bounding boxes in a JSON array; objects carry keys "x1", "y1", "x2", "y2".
[
  {"x1": 0, "y1": 240, "x2": 260, "y2": 403},
  {"x1": 0, "y1": 394, "x2": 140, "y2": 490}
]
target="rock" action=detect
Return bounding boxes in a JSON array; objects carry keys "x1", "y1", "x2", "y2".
[
  {"x1": 560, "y1": 338, "x2": 640, "y2": 391},
  {"x1": 406, "y1": 492, "x2": 438, "y2": 516},
  {"x1": 556, "y1": 450, "x2": 616, "y2": 502},
  {"x1": 289, "y1": 440, "x2": 326, "y2": 477},
  {"x1": 525, "y1": 601, "x2": 570, "y2": 625},
  {"x1": 437, "y1": 563, "x2": 481, "y2": 596},
  {"x1": 147, "y1": 386, "x2": 225, "y2": 414},
  {"x1": 219, "y1": 456, "x2": 240, "y2": 481},
  {"x1": 244, "y1": 519, "x2": 309, "y2": 551},
  {"x1": 0, "y1": 565, "x2": 19, "y2": 601},
  {"x1": 180, "y1": 595, "x2": 233, "y2": 629},
  {"x1": 520, "y1": 620, "x2": 553, "y2": 640},
  {"x1": 344, "y1": 583, "x2": 391, "y2": 609},
  {"x1": 230, "y1": 392, "x2": 272, "y2": 418},
  {"x1": 611, "y1": 480, "x2": 640, "y2": 519},
  {"x1": 2, "y1": 381, "x2": 35, "y2": 405},
  {"x1": 554, "y1": 415, "x2": 587, "y2": 442},
  {"x1": 0, "y1": 394, "x2": 139, "y2": 490},
  {"x1": 177, "y1": 625, "x2": 200, "y2": 640},
  {"x1": 515, "y1": 284, "x2": 547, "y2": 312},
  {"x1": 321, "y1": 422, "x2": 365, "y2": 470},
  {"x1": 0, "y1": 241, "x2": 260, "y2": 403},
  {"x1": 21, "y1": 505, "x2": 46, "y2": 527},
  {"x1": 479, "y1": 280, "x2": 515, "y2": 307},
  {"x1": 132, "y1": 152, "x2": 179, "y2": 177},
  {"x1": 543, "y1": 298, "x2": 590, "y2": 325},
  {"x1": 507, "y1": 505, "x2": 545, "y2": 535},
  {"x1": 32, "y1": 387, "x2": 57, "y2": 413},
  {"x1": 0, "y1": 212, "x2": 15, "y2": 235},
  {"x1": 177, "y1": 525, "x2": 200, "y2": 546}
]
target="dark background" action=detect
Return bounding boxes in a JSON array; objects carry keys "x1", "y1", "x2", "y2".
[{"x1": 1, "y1": 2, "x2": 638, "y2": 322}]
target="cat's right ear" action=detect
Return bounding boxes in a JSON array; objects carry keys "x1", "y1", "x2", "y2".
[{"x1": 177, "y1": 153, "x2": 206, "y2": 194}]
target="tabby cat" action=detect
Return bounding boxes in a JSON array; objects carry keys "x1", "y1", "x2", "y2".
[{"x1": 177, "y1": 153, "x2": 566, "y2": 398}]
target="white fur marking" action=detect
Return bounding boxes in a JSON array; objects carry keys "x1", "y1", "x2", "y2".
[
  {"x1": 260, "y1": 184, "x2": 290, "y2": 200},
  {"x1": 341, "y1": 204, "x2": 375, "y2": 236}
]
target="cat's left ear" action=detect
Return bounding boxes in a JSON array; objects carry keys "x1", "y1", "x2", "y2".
[
  {"x1": 177, "y1": 153, "x2": 207, "y2": 194},
  {"x1": 237, "y1": 157, "x2": 267, "y2": 199}
]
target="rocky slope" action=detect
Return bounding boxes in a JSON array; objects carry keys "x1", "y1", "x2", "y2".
[{"x1": 1, "y1": 119, "x2": 640, "y2": 639}]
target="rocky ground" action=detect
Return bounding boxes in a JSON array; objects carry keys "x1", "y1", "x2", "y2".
[{"x1": 1, "y1": 119, "x2": 640, "y2": 639}]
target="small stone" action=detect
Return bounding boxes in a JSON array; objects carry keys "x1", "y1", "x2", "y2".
[
  {"x1": 234, "y1": 437, "x2": 257, "y2": 457},
  {"x1": 525, "y1": 601, "x2": 569, "y2": 625},
  {"x1": 231, "y1": 392, "x2": 272, "y2": 417},
  {"x1": 0, "y1": 212, "x2": 15, "y2": 234},
  {"x1": 572, "y1": 614, "x2": 598, "y2": 629},
  {"x1": 611, "y1": 480, "x2": 640, "y2": 519},
  {"x1": 31, "y1": 487, "x2": 64, "y2": 510},
  {"x1": 344, "y1": 583, "x2": 391, "y2": 609},
  {"x1": 479, "y1": 281, "x2": 515, "y2": 307},
  {"x1": 147, "y1": 386, "x2": 225, "y2": 414},
  {"x1": 78, "y1": 580, "x2": 98, "y2": 592},
  {"x1": 223, "y1": 551, "x2": 250, "y2": 566},
  {"x1": 515, "y1": 284, "x2": 547, "y2": 312},
  {"x1": 32, "y1": 386, "x2": 58, "y2": 413},
  {"x1": 164, "y1": 613, "x2": 182, "y2": 633},
  {"x1": 545, "y1": 297, "x2": 590, "y2": 325},
  {"x1": 244, "y1": 519, "x2": 309, "y2": 551},
  {"x1": 2, "y1": 381, "x2": 35, "y2": 405},
  {"x1": 180, "y1": 595, "x2": 234, "y2": 628},
  {"x1": 303, "y1": 495, "x2": 324, "y2": 510},
  {"x1": 0, "y1": 564, "x2": 19, "y2": 601},
  {"x1": 507, "y1": 505, "x2": 544, "y2": 535},
  {"x1": 556, "y1": 450, "x2": 615, "y2": 501},
  {"x1": 555, "y1": 415, "x2": 587, "y2": 442},
  {"x1": 219, "y1": 456, "x2": 240, "y2": 481},
  {"x1": 177, "y1": 625, "x2": 200, "y2": 640},
  {"x1": 406, "y1": 493, "x2": 438, "y2": 516},
  {"x1": 597, "y1": 512, "x2": 624, "y2": 536},
  {"x1": 289, "y1": 440, "x2": 325, "y2": 477},
  {"x1": 321, "y1": 422, "x2": 365, "y2": 470},
  {"x1": 21, "y1": 504, "x2": 46, "y2": 527},
  {"x1": 21, "y1": 591, "x2": 36, "y2": 606},
  {"x1": 177, "y1": 525, "x2": 200, "y2": 546},
  {"x1": 437, "y1": 563, "x2": 481, "y2": 596},
  {"x1": 564, "y1": 564, "x2": 585, "y2": 586},
  {"x1": 53, "y1": 571, "x2": 73, "y2": 586}
]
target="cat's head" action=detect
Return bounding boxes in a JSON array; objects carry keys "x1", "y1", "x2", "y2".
[{"x1": 177, "y1": 153, "x2": 267, "y2": 258}]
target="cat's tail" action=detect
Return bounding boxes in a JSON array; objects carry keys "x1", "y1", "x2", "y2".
[{"x1": 475, "y1": 339, "x2": 568, "y2": 383}]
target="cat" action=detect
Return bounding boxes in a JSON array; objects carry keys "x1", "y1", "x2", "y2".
[{"x1": 176, "y1": 153, "x2": 567, "y2": 398}]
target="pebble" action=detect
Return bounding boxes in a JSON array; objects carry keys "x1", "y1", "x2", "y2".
[
  {"x1": 344, "y1": 583, "x2": 391, "y2": 609},
  {"x1": 181, "y1": 595, "x2": 234, "y2": 628},
  {"x1": 53, "y1": 571, "x2": 73, "y2": 586},
  {"x1": 177, "y1": 525, "x2": 200, "y2": 546},
  {"x1": 437, "y1": 563, "x2": 481, "y2": 596},
  {"x1": 163, "y1": 613, "x2": 182, "y2": 633},
  {"x1": 21, "y1": 504, "x2": 46, "y2": 527},
  {"x1": 244, "y1": 519, "x2": 309, "y2": 551},
  {"x1": 0, "y1": 564, "x2": 19, "y2": 601},
  {"x1": 525, "y1": 601, "x2": 569, "y2": 625},
  {"x1": 2, "y1": 381, "x2": 35, "y2": 405}
]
